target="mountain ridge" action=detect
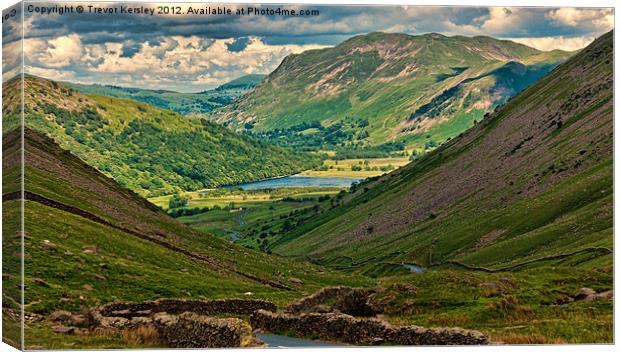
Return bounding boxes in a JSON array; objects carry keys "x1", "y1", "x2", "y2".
[
  {"x1": 210, "y1": 32, "x2": 573, "y2": 152},
  {"x1": 64, "y1": 74, "x2": 265, "y2": 115}
]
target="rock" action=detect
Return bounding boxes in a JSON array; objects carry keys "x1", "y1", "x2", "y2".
[
  {"x1": 98, "y1": 263, "x2": 109, "y2": 269},
  {"x1": 48, "y1": 310, "x2": 72, "y2": 323},
  {"x1": 180, "y1": 268, "x2": 188, "y2": 272},
  {"x1": 94, "y1": 274, "x2": 107, "y2": 281},
  {"x1": 126, "y1": 255, "x2": 133, "y2": 260},
  {"x1": 82, "y1": 246, "x2": 98, "y2": 254},
  {"x1": 64, "y1": 250, "x2": 73, "y2": 256},
  {"x1": 41, "y1": 240, "x2": 57, "y2": 251},
  {"x1": 243, "y1": 292, "x2": 253, "y2": 296},
  {"x1": 574, "y1": 287, "x2": 597, "y2": 301},
  {"x1": 52, "y1": 325, "x2": 75, "y2": 334},
  {"x1": 289, "y1": 277, "x2": 303, "y2": 284},
  {"x1": 82, "y1": 284, "x2": 94, "y2": 291},
  {"x1": 34, "y1": 278, "x2": 48, "y2": 286},
  {"x1": 594, "y1": 290, "x2": 613, "y2": 300}
]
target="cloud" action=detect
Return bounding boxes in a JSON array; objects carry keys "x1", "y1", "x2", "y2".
[
  {"x1": 10, "y1": 5, "x2": 614, "y2": 90},
  {"x1": 508, "y1": 35, "x2": 596, "y2": 51},
  {"x1": 23, "y1": 34, "x2": 325, "y2": 92},
  {"x1": 24, "y1": 34, "x2": 83, "y2": 68},
  {"x1": 547, "y1": 8, "x2": 614, "y2": 31}
]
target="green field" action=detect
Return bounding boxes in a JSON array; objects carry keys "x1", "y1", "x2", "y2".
[
  {"x1": 150, "y1": 187, "x2": 344, "y2": 251},
  {"x1": 300, "y1": 157, "x2": 411, "y2": 178}
]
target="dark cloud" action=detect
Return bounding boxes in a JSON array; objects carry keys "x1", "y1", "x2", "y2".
[
  {"x1": 7, "y1": 3, "x2": 613, "y2": 90},
  {"x1": 226, "y1": 37, "x2": 251, "y2": 52}
]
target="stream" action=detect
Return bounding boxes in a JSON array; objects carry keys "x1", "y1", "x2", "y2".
[{"x1": 257, "y1": 333, "x2": 344, "y2": 347}]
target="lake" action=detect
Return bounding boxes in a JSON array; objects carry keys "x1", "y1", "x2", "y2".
[{"x1": 225, "y1": 175, "x2": 364, "y2": 190}]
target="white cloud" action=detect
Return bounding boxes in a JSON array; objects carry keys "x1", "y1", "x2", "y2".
[
  {"x1": 547, "y1": 8, "x2": 614, "y2": 31},
  {"x1": 24, "y1": 34, "x2": 83, "y2": 68},
  {"x1": 23, "y1": 34, "x2": 327, "y2": 91},
  {"x1": 24, "y1": 66, "x2": 76, "y2": 81},
  {"x1": 480, "y1": 8, "x2": 527, "y2": 35},
  {"x1": 508, "y1": 36, "x2": 596, "y2": 51}
]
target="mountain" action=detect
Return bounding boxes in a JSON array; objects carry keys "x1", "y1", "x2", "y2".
[
  {"x1": 2, "y1": 76, "x2": 319, "y2": 197},
  {"x1": 212, "y1": 74, "x2": 267, "y2": 92},
  {"x1": 210, "y1": 33, "x2": 573, "y2": 152},
  {"x1": 272, "y1": 31, "x2": 613, "y2": 275},
  {"x1": 65, "y1": 74, "x2": 265, "y2": 115},
  {"x1": 2, "y1": 126, "x2": 370, "y2": 347}
]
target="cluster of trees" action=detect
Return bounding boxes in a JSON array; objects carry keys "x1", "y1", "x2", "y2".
[
  {"x1": 248, "y1": 120, "x2": 405, "y2": 159},
  {"x1": 168, "y1": 194, "x2": 190, "y2": 209},
  {"x1": 36, "y1": 102, "x2": 321, "y2": 197}
]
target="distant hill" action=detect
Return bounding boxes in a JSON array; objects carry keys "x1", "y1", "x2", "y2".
[
  {"x1": 65, "y1": 74, "x2": 265, "y2": 115},
  {"x1": 210, "y1": 33, "x2": 573, "y2": 152},
  {"x1": 273, "y1": 31, "x2": 613, "y2": 274},
  {"x1": 2, "y1": 76, "x2": 319, "y2": 197}
]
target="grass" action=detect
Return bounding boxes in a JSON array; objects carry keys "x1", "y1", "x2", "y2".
[
  {"x1": 149, "y1": 187, "x2": 342, "y2": 210},
  {"x1": 374, "y1": 268, "x2": 612, "y2": 344},
  {"x1": 150, "y1": 187, "x2": 344, "y2": 250},
  {"x1": 300, "y1": 157, "x2": 410, "y2": 178}
]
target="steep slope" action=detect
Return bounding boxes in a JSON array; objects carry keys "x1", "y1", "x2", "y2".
[
  {"x1": 65, "y1": 74, "x2": 265, "y2": 115},
  {"x1": 2, "y1": 76, "x2": 319, "y2": 197},
  {"x1": 274, "y1": 31, "x2": 613, "y2": 274},
  {"x1": 212, "y1": 33, "x2": 572, "y2": 151},
  {"x1": 1, "y1": 127, "x2": 369, "y2": 320}
]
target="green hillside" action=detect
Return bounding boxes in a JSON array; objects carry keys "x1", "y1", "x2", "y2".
[
  {"x1": 211, "y1": 33, "x2": 573, "y2": 152},
  {"x1": 2, "y1": 76, "x2": 319, "y2": 197},
  {"x1": 65, "y1": 74, "x2": 265, "y2": 115},
  {"x1": 2, "y1": 128, "x2": 369, "y2": 348},
  {"x1": 273, "y1": 31, "x2": 613, "y2": 274}
]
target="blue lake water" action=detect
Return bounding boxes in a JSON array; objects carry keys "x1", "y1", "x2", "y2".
[{"x1": 225, "y1": 175, "x2": 363, "y2": 190}]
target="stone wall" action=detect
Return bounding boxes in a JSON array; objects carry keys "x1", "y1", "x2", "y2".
[
  {"x1": 286, "y1": 286, "x2": 376, "y2": 315},
  {"x1": 152, "y1": 312, "x2": 252, "y2": 348},
  {"x1": 99, "y1": 298, "x2": 277, "y2": 317},
  {"x1": 250, "y1": 309, "x2": 488, "y2": 345}
]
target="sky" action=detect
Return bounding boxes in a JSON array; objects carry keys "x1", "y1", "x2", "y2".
[{"x1": 2, "y1": 3, "x2": 614, "y2": 92}]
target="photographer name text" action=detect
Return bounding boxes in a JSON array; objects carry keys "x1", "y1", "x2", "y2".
[{"x1": 26, "y1": 4, "x2": 320, "y2": 17}]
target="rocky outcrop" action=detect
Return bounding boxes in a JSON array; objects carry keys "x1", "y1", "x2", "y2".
[
  {"x1": 250, "y1": 309, "x2": 488, "y2": 345},
  {"x1": 99, "y1": 298, "x2": 277, "y2": 318},
  {"x1": 152, "y1": 312, "x2": 252, "y2": 348}
]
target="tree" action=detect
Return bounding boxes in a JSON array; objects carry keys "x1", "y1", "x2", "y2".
[{"x1": 169, "y1": 193, "x2": 190, "y2": 209}]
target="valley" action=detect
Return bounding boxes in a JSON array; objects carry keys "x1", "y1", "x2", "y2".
[{"x1": 2, "y1": 29, "x2": 614, "y2": 348}]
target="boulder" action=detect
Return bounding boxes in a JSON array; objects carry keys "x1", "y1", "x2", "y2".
[
  {"x1": 48, "y1": 310, "x2": 73, "y2": 323},
  {"x1": 82, "y1": 246, "x2": 98, "y2": 254},
  {"x1": 52, "y1": 325, "x2": 75, "y2": 334},
  {"x1": 41, "y1": 240, "x2": 57, "y2": 251},
  {"x1": 574, "y1": 288, "x2": 597, "y2": 301}
]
